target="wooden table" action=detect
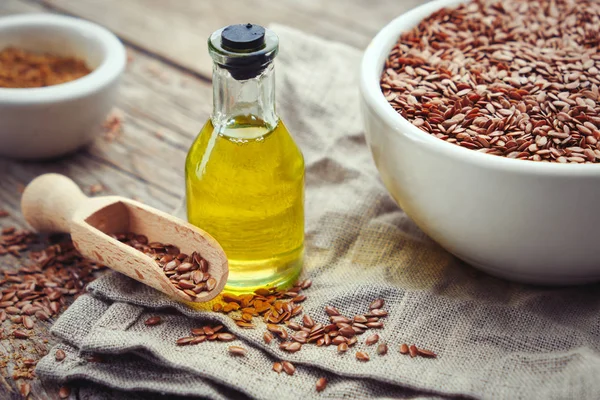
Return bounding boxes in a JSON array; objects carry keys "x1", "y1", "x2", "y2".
[{"x1": 0, "y1": 0, "x2": 425, "y2": 398}]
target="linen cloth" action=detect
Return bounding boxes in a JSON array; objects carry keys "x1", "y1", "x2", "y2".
[{"x1": 36, "y1": 25, "x2": 600, "y2": 400}]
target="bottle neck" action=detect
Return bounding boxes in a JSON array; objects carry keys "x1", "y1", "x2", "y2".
[{"x1": 212, "y1": 63, "x2": 278, "y2": 130}]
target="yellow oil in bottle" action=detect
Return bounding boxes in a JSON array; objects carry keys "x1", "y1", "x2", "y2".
[{"x1": 185, "y1": 114, "x2": 304, "y2": 293}]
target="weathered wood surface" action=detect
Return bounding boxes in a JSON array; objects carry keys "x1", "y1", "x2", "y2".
[
  {"x1": 40, "y1": 0, "x2": 426, "y2": 78},
  {"x1": 0, "y1": 0, "x2": 428, "y2": 398}
]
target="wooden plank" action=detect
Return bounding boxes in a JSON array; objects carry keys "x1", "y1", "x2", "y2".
[
  {"x1": 41, "y1": 0, "x2": 427, "y2": 78},
  {"x1": 0, "y1": 1, "x2": 205, "y2": 398}
]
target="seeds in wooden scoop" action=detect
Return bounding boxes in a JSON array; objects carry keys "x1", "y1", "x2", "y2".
[{"x1": 115, "y1": 233, "x2": 216, "y2": 300}]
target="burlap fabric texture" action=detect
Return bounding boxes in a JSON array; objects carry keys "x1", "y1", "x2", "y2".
[{"x1": 36, "y1": 25, "x2": 600, "y2": 400}]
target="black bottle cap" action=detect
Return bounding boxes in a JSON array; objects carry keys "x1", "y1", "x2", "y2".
[
  {"x1": 221, "y1": 24, "x2": 265, "y2": 51},
  {"x1": 208, "y1": 24, "x2": 278, "y2": 81}
]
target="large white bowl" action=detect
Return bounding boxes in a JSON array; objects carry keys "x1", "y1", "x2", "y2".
[
  {"x1": 0, "y1": 14, "x2": 126, "y2": 160},
  {"x1": 360, "y1": 0, "x2": 600, "y2": 285}
]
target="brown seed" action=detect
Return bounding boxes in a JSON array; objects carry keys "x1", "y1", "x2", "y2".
[
  {"x1": 331, "y1": 336, "x2": 346, "y2": 345},
  {"x1": 217, "y1": 333, "x2": 236, "y2": 342},
  {"x1": 55, "y1": 349, "x2": 66, "y2": 361},
  {"x1": 337, "y1": 342, "x2": 348, "y2": 353},
  {"x1": 49, "y1": 302, "x2": 61, "y2": 314},
  {"x1": 190, "y1": 335, "x2": 206, "y2": 344},
  {"x1": 287, "y1": 341, "x2": 302, "y2": 352},
  {"x1": 325, "y1": 306, "x2": 340, "y2": 316},
  {"x1": 301, "y1": 279, "x2": 312, "y2": 290},
  {"x1": 409, "y1": 345, "x2": 418, "y2": 358},
  {"x1": 6, "y1": 306, "x2": 20, "y2": 314},
  {"x1": 228, "y1": 346, "x2": 247, "y2": 356},
  {"x1": 263, "y1": 331, "x2": 273, "y2": 344},
  {"x1": 176, "y1": 337, "x2": 194, "y2": 346},
  {"x1": 272, "y1": 361, "x2": 283, "y2": 373},
  {"x1": 356, "y1": 351, "x2": 370, "y2": 362},
  {"x1": 347, "y1": 336, "x2": 358, "y2": 347},
  {"x1": 212, "y1": 303, "x2": 223, "y2": 312},
  {"x1": 400, "y1": 344, "x2": 409, "y2": 354},
  {"x1": 282, "y1": 361, "x2": 295, "y2": 375},
  {"x1": 377, "y1": 343, "x2": 388, "y2": 355},
  {"x1": 203, "y1": 326, "x2": 215, "y2": 336},
  {"x1": 417, "y1": 348, "x2": 437, "y2": 358},
  {"x1": 23, "y1": 358, "x2": 36, "y2": 367},
  {"x1": 339, "y1": 326, "x2": 355, "y2": 338},
  {"x1": 206, "y1": 278, "x2": 217, "y2": 291},
  {"x1": 13, "y1": 329, "x2": 29, "y2": 339},
  {"x1": 35, "y1": 310, "x2": 50, "y2": 321},
  {"x1": 353, "y1": 315, "x2": 368, "y2": 323},
  {"x1": 366, "y1": 321, "x2": 384, "y2": 329},
  {"x1": 369, "y1": 299, "x2": 384, "y2": 310},
  {"x1": 292, "y1": 295, "x2": 306, "y2": 303},
  {"x1": 286, "y1": 321, "x2": 302, "y2": 331},
  {"x1": 58, "y1": 386, "x2": 71, "y2": 399},
  {"x1": 242, "y1": 312, "x2": 253, "y2": 322},
  {"x1": 302, "y1": 314, "x2": 315, "y2": 328},
  {"x1": 20, "y1": 382, "x2": 31, "y2": 397},
  {"x1": 365, "y1": 333, "x2": 379, "y2": 345},
  {"x1": 23, "y1": 315, "x2": 34, "y2": 329},
  {"x1": 316, "y1": 377, "x2": 328, "y2": 392},
  {"x1": 368, "y1": 309, "x2": 388, "y2": 317},
  {"x1": 144, "y1": 316, "x2": 162, "y2": 326}
]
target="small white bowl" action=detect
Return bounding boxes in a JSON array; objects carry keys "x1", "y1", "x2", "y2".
[
  {"x1": 0, "y1": 14, "x2": 126, "y2": 160},
  {"x1": 360, "y1": 0, "x2": 600, "y2": 285}
]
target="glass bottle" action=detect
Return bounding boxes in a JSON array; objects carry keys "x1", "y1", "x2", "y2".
[{"x1": 185, "y1": 24, "x2": 304, "y2": 293}]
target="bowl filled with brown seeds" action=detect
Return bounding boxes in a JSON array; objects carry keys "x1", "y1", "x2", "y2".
[{"x1": 360, "y1": 0, "x2": 600, "y2": 284}]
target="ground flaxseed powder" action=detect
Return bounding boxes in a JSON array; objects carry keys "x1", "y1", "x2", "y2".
[{"x1": 0, "y1": 47, "x2": 92, "y2": 88}]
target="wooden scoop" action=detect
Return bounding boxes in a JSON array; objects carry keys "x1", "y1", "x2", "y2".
[{"x1": 20, "y1": 173, "x2": 228, "y2": 303}]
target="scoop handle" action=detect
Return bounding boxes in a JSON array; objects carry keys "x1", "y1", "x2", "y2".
[{"x1": 21, "y1": 173, "x2": 88, "y2": 234}]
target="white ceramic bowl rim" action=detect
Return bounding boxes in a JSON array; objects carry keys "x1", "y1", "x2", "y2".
[
  {"x1": 360, "y1": 0, "x2": 600, "y2": 176},
  {"x1": 0, "y1": 13, "x2": 126, "y2": 104}
]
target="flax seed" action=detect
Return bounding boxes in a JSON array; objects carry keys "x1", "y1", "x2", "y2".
[
  {"x1": 282, "y1": 361, "x2": 295, "y2": 375},
  {"x1": 365, "y1": 333, "x2": 379, "y2": 345},
  {"x1": 228, "y1": 346, "x2": 247, "y2": 356},
  {"x1": 400, "y1": 344, "x2": 409, "y2": 355},
  {"x1": 409, "y1": 345, "x2": 418, "y2": 358},
  {"x1": 381, "y1": 0, "x2": 600, "y2": 163},
  {"x1": 273, "y1": 361, "x2": 283, "y2": 373},
  {"x1": 377, "y1": 343, "x2": 388, "y2": 355},
  {"x1": 417, "y1": 348, "x2": 437, "y2": 358},
  {"x1": 144, "y1": 316, "x2": 162, "y2": 326},
  {"x1": 263, "y1": 331, "x2": 273, "y2": 344},
  {"x1": 55, "y1": 349, "x2": 66, "y2": 361},
  {"x1": 58, "y1": 386, "x2": 71, "y2": 399},
  {"x1": 356, "y1": 351, "x2": 370, "y2": 362},
  {"x1": 316, "y1": 377, "x2": 328, "y2": 392}
]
